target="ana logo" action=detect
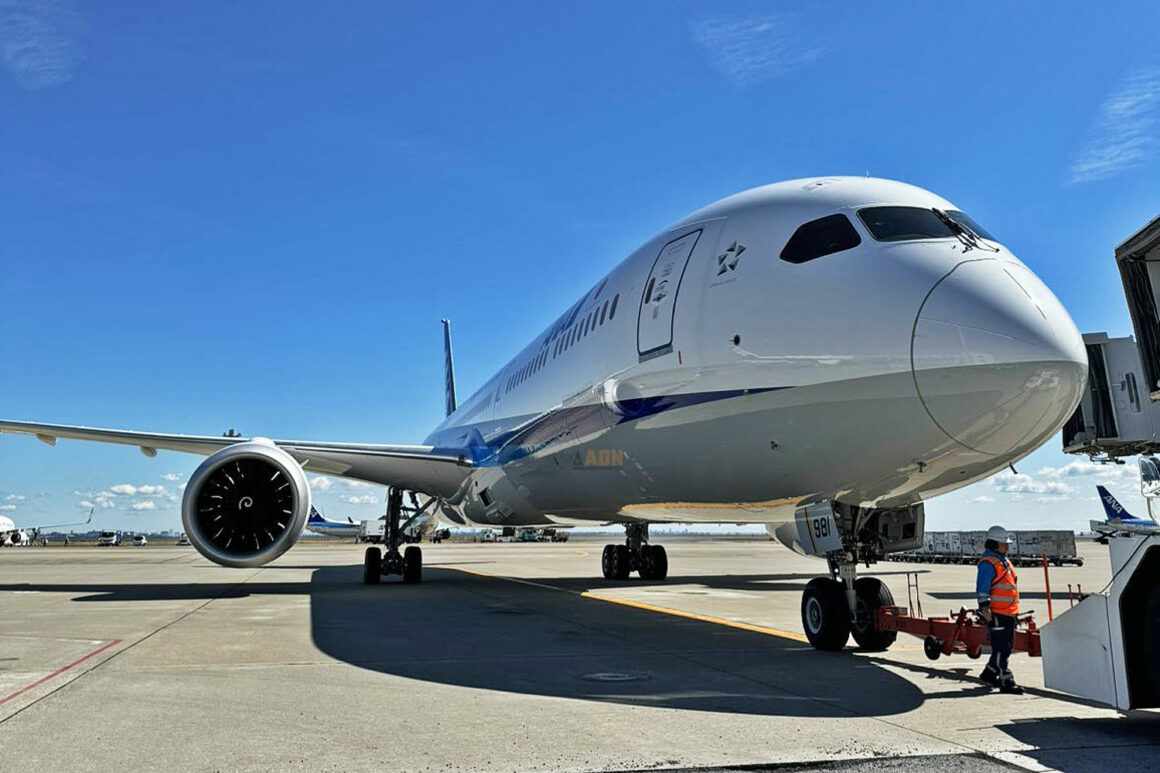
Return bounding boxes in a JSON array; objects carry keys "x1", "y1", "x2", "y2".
[
  {"x1": 580, "y1": 449, "x2": 626, "y2": 467},
  {"x1": 716, "y1": 241, "x2": 745, "y2": 275},
  {"x1": 1104, "y1": 493, "x2": 1123, "y2": 514}
]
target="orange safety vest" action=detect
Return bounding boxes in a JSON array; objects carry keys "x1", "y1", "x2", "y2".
[{"x1": 980, "y1": 555, "x2": 1019, "y2": 616}]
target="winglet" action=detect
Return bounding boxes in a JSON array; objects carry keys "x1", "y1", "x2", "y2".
[{"x1": 442, "y1": 319, "x2": 457, "y2": 417}]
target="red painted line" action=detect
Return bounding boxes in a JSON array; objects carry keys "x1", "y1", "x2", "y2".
[{"x1": 0, "y1": 639, "x2": 121, "y2": 706}]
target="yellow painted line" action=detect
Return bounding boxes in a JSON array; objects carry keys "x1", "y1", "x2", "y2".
[
  {"x1": 448, "y1": 565, "x2": 810, "y2": 644},
  {"x1": 580, "y1": 591, "x2": 811, "y2": 643}
]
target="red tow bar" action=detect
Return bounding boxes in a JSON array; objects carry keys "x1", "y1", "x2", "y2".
[{"x1": 876, "y1": 605, "x2": 1041, "y2": 660}]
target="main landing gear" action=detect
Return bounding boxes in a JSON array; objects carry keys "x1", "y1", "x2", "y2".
[
  {"x1": 363, "y1": 487, "x2": 423, "y2": 585},
  {"x1": 601, "y1": 523, "x2": 668, "y2": 581},
  {"x1": 800, "y1": 559, "x2": 896, "y2": 651}
]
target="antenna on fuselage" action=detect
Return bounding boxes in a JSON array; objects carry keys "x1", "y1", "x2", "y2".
[{"x1": 441, "y1": 319, "x2": 457, "y2": 417}]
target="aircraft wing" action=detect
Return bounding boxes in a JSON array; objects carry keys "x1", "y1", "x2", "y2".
[{"x1": 0, "y1": 420, "x2": 473, "y2": 498}]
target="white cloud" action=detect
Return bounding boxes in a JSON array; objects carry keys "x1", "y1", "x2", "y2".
[
  {"x1": 341, "y1": 495, "x2": 378, "y2": 505},
  {"x1": 85, "y1": 492, "x2": 116, "y2": 509},
  {"x1": 690, "y1": 14, "x2": 825, "y2": 86},
  {"x1": 0, "y1": 504, "x2": 16, "y2": 511},
  {"x1": 989, "y1": 471, "x2": 1073, "y2": 498},
  {"x1": 1070, "y1": 66, "x2": 1160, "y2": 183},
  {"x1": 161, "y1": 473, "x2": 182, "y2": 482},
  {"x1": 970, "y1": 495, "x2": 996, "y2": 503},
  {"x1": 311, "y1": 476, "x2": 373, "y2": 492},
  {"x1": 5, "y1": 494, "x2": 25, "y2": 502},
  {"x1": 0, "y1": 0, "x2": 86, "y2": 90},
  {"x1": 130, "y1": 500, "x2": 156, "y2": 511},
  {"x1": 105, "y1": 482, "x2": 172, "y2": 500}
]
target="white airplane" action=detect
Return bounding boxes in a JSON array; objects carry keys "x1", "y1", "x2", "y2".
[
  {"x1": 305, "y1": 507, "x2": 362, "y2": 539},
  {"x1": 0, "y1": 509, "x2": 94, "y2": 546},
  {"x1": 0, "y1": 177, "x2": 1087, "y2": 651}
]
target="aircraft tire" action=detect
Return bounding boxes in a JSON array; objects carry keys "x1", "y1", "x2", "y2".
[
  {"x1": 363, "y1": 547, "x2": 381, "y2": 585},
  {"x1": 403, "y1": 545, "x2": 423, "y2": 584},
  {"x1": 601, "y1": 545, "x2": 615, "y2": 579},
  {"x1": 639, "y1": 545, "x2": 668, "y2": 581},
  {"x1": 612, "y1": 544, "x2": 631, "y2": 580},
  {"x1": 801, "y1": 577, "x2": 850, "y2": 651},
  {"x1": 850, "y1": 577, "x2": 897, "y2": 651}
]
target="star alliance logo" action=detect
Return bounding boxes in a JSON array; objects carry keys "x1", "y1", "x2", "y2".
[{"x1": 716, "y1": 241, "x2": 745, "y2": 275}]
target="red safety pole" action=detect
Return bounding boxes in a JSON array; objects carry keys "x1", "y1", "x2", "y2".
[{"x1": 1041, "y1": 554, "x2": 1054, "y2": 621}]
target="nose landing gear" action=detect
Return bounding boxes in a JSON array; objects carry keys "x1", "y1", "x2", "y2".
[
  {"x1": 601, "y1": 523, "x2": 668, "y2": 581},
  {"x1": 800, "y1": 560, "x2": 896, "y2": 651}
]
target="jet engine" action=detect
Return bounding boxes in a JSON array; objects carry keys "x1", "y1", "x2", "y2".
[{"x1": 181, "y1": 440, "x2": 311, "y2": 568}]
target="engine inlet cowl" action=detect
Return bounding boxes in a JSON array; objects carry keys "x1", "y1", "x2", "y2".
[{"x1": 181, "y1": 441, "x2": 311, "y2": 568}]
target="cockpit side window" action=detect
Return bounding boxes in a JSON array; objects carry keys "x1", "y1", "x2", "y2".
[
  {"x1": 779, "y1": 214, "x2": 862, "y2": 264},
  {"x1": 857, "y1": 206, "x2": 956, "y2": 242},
  {"x1": 946, "y1": 210, "x2": 998, "y2": 242}
]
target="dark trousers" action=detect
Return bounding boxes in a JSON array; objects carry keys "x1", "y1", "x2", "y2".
[{"x1": 986, "y1": 613, "x2": 1017, "y2": 681}]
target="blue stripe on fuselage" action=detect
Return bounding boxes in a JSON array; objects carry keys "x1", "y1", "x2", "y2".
[{"x1": 424, "y1": 386, "x2": 788, "y2": 466}]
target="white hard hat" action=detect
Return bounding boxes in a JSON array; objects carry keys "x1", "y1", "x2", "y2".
[{"x1": 986, "y1": 525, "x2": 1013, "y2": 543}]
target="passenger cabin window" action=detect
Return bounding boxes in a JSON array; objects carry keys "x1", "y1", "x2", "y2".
[
  {"x1": 780, "y1": 214, "x2": 861, "y2": 264},
  {"x1": 857, "y1": 206, "x2": 955, "y2": 243}
]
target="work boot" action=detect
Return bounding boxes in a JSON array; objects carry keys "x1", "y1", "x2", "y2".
[
  {"x1": 979, "y1": 666, "x2": 1000, "y2": 688},
  {"x1": 999, "y1": 682, "x2": 1025, "y2": 695}
]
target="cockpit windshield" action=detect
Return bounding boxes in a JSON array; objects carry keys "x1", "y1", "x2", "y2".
[
  {"x1": 858, "y1": 206, "x2": 955, "y2": 242},
  {"x1": 858, "y1": 206, "x2": 999, "y2": 244}
]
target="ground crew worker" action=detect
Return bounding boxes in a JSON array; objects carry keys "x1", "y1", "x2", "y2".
[{"x1": 977, "y1": 525, "x2": 1023, "y2": 694}]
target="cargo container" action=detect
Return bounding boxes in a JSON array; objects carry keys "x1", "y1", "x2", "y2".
[{"x1": 887, "y1": 530, "x2": 1081, "y2": 566}]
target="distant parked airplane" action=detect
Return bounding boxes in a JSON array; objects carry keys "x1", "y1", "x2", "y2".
[
  {"x1": 1094, "y1": 485, "x2": 1158, "y2": 533},
  {"x1": 304, "y1": 507, "x2": 361, "y2": 539},
  {"x1": 0, "y1": 509, "x2": 93, "y2": 546}
]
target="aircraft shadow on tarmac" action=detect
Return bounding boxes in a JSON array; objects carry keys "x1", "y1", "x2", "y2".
[
  {"x1": 1, "y1": 564, "x2": 957, "y2": 719},
  {"x1": 306, "y1": 565, "x2": 934, "y2": 718}
]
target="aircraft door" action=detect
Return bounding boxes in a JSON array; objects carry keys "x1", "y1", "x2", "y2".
[{"x1": 637, "y1": 229, "x2": 702, "y2": 359}]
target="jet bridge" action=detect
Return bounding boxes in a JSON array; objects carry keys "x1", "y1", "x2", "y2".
[
  {"x1": 1116, "y1": 214, "x2": 1160, "y2": 401},
  {"x1": 1062, "y1": 332, "x2": 1160, "y2": 459},
  {"x1": 1062, "y1": 215, "x2": 1160, "y2": 460}
]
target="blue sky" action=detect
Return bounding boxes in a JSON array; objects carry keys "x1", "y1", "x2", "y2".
[{"x1": 2, "y1": 2, "x2": 1160, "y2": 533}]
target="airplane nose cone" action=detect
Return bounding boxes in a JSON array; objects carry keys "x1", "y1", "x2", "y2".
[{"x1": 911, "y1": 259, "x2": 1087, "y2": 456}]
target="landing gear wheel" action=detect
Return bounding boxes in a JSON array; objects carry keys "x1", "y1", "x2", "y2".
[
  {"x1": 601, "y1": 545, "x2": 615, "y2": 579},
  {"x1": 801, "y1": 577, "x2": 850, "y2": 651},
  {"x1": 924, "y1": 635, "x2": 942, "y2": 661},
  {"x1": 639, "y1": 544, "x2": 668, "y2": 581},
  {"x1": 610, "y1": 544, "x2": 631, "y2": 580},
  {"x1": 850, "y1": 577, "x2": 897, "y2": 651},
  {"x1": 402, "y1": 545, "x2": 423, "y2": 584},
  {"x1": 363, "y1": 547, "x2": 381, "y2": 585}
]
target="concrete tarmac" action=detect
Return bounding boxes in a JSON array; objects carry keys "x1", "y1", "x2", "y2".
[{"x1": 0, "y1": 539, "x2": 1156, "y2": 772}]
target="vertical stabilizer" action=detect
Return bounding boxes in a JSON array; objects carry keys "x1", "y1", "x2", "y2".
[
  {"x1": 1098, "y1": 485, "x2": 1137, "y2": 521},
  {"x1": 442, "y1": 319, "x2": 457, "y2": 417}
]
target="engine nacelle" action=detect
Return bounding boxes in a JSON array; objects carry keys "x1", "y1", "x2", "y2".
[{"x1": 181, "y1": 440, "x2": 311, "y2": 568}]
